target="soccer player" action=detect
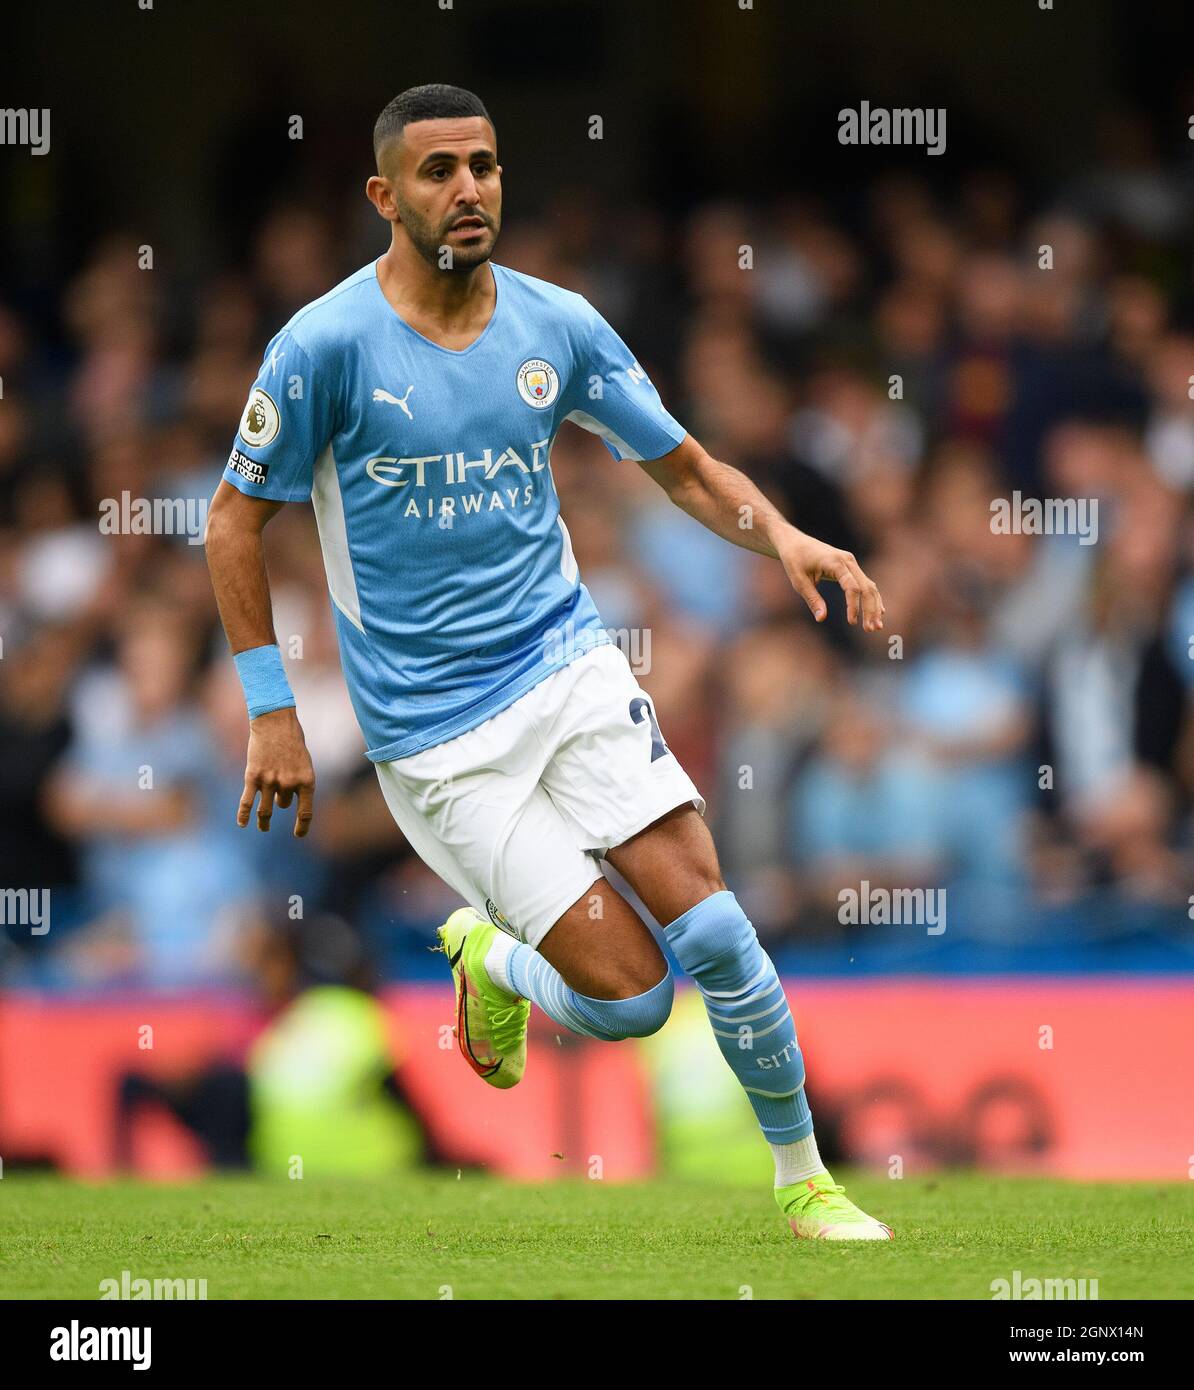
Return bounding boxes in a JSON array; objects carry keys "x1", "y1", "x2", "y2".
[{"x1": 205, "y1": 84, "x2": 892, "y2": 1240}]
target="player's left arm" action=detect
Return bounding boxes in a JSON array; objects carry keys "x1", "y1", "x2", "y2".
[{"x1": 639, "y1": 433, "x2": 885, "y2": 631}]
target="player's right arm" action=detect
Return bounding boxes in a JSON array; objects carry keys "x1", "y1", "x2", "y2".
[
  {"x1": 205, "y1": 481, "x2": 316, "y2": 837},
  {"x1": 207, "y1": 328, "x2": 334, "y2": 837}
]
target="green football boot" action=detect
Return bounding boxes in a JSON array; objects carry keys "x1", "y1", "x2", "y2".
[
  {"x1": 776, "y1": 1171, "x2": 894, "y2": 1241},
  {"x1": 436, "y1": 907, "x2": 529, "y2": 1090}
]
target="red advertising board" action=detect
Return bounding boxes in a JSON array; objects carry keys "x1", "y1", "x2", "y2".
[{"x1": 0, "y1": 980, "x2": 1188, "y2": 1181}]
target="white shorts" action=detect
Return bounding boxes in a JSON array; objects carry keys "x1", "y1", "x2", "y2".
[{"x1": 375, "y1": 644, "x2": 704, "y2": 948}]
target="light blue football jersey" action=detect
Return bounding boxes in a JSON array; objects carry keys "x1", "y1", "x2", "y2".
[{"x1": 223, "y1": 260, "x2": 687, "y2": 761}]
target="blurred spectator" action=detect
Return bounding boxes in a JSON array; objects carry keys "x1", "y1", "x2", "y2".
[
  {"x1": 790, "y1": 684, "x2": 947, "y2": 938},
  {"x1": 3, "y1": 114, "x2": 1194, "y2": 989},
  {"x1": 114, "y1": 913, "x2": 440, "y2": 1175},
  {"x1": 38, "y1": 597, "x2": 258, "y2": 987}
]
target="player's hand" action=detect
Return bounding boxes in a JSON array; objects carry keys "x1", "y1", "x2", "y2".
[
  {"x1": 777, "y1": 528, "x2": 885, "y2": 632},
  {"x1": 238, "y1": 707, "x2": 317, "y2": 837}
]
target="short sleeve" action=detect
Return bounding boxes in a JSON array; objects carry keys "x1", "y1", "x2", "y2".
[
  {"x1": 565, "y1": 303, "x2": 687, "y2": 462},
  {"x1": 223, "y1": 330, "x2": 334, "y2": 502}
]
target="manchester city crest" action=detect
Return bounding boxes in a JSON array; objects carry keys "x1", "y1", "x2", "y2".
[{"x1": 516, "y1": 357, "x2": 559, "y2": 409}]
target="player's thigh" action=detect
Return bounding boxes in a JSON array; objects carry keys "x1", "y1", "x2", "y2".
[
  {"x1": 539, "y1": 645, "x2": 714, "y2": 922},
  {"x1": 376, "y1": 757, "x2": 601, "y2": 952},
  {"x1": 606, "y1": 804, "x2": 726, "y2": 927},
  {"x1": 539, "y1": 645, "x2": 704, "y2": 852},
  {"x1": 374, "y1": 759, "x2": 489, "y2": 912},
  {"x1": 536, "y1": 876, "x2": 668, "y2": 1000}
]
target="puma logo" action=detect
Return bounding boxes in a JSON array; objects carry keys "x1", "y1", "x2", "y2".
[{"x1": 373, "y1": 385, "x2": 414, "y2": 419}]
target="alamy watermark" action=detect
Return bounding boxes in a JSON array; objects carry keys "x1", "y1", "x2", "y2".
[
  {"x1": 838, "y1": 101, "x2": 946, "y2": 156},
  {"x1": 993, "y1": 1270, "x2": 1100, "y2": 1300},
  {"x1": 0, "y1": 887, "x2": 50, "y2": 934},
  {"x1": 990, "y1": 492, "x2": 1098, "y2": 545},
  {"x1": 50, "y1": 1322, "x2": 150, "y2": 1369},
  {"x1": 543, "y1": 620, "x2": 652, "y2": 674},
  {"x1": 0, "y1": 108, "x2": 51, "y2": 156},
  {"x1": 98, "y1": 492, "x2": 208, "y2": 546},
  {"x1": 100, "y1": 1269, "x2": 207, "y2": 1300},
  {"x1": 838, "y1": 882, "x2": 946, "y2": 935}
]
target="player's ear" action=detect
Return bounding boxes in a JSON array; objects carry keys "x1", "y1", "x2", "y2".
[{"x1": 365, "y1": 174, "x2": 399, "y2": 222}]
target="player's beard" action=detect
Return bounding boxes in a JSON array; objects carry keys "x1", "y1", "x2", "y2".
[{"x1": 398, "y1": 196, "x2": 498, "y2": 272}]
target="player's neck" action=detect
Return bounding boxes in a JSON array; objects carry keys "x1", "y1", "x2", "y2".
[{"x1": 376, "y1": 242, "x2": 496, "y2": 350}]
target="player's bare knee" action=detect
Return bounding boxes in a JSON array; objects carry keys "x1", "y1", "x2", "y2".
[
  {"x1": 577, "y1": 964, "x2": 673, "y2": 1038},
  {"x1": 687, "y1": 871, "x2": 727, "y2": 907},
  {"x1": 596, "y1": 960, "x2": 667, "y2": 1001}
]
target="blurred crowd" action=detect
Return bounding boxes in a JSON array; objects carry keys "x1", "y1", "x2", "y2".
[{"x1": 3, "y1": 122, "x2": 1194, "y2": 989}]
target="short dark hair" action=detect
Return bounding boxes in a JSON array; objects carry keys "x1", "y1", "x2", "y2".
[{"x1": 373, "y1": 84, "x2": 492, "y2": 167}]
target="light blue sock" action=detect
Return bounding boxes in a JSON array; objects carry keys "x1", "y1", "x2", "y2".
[
  {"x1": 496, "y1": 939, "x2": 674, "y2": 1041},
  {"x1": 664, "y1": 890, "x2": 813, "y2": 1144}
]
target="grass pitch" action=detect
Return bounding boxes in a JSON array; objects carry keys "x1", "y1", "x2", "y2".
[{"x1": 1, "y1": 1171, "x2": 1191, "y2": 1300}]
